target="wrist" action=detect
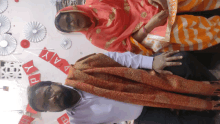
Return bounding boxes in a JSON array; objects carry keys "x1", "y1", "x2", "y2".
[
  {"x1": 152, "y1": 57, "x2": 155, "y2": 70},
  {"x1": 143, "y1": 27, "x2": 149, "y2": 34},
  {"x1": 141, "y1": 56, "x2": 154, "y2": 69},
  {"x1": 144, "y1": 24, "x2": 154, "y2": 33}
]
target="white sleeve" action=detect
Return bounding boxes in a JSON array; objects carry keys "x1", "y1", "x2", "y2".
[
  {"x1": 104, "y1": 52, "x2": 154, "y2": 69},
  {"x1": 69, "y1": 117, "x2": 97, "y2": 124}
]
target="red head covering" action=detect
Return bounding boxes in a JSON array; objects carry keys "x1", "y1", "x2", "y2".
[{"x1": 56, "y1": 0, "x2": 159, "y2": 52}]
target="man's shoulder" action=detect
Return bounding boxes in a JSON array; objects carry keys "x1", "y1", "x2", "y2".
[{"x1": 76, "y1": 53, "x2": 96, "y2": 62}]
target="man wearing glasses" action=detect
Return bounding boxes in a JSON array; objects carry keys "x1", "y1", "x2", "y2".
[{"x1": 28, "y1": 51, "x2": 218, "y2": 124}]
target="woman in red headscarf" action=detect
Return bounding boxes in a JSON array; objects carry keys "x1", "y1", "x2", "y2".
[{"x1": 55, "y1": 0, "x2": 220, "y2": 55}]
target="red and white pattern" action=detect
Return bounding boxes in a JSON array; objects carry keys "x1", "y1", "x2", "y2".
[
  {"x1": 39, "y1": 47, "x2": 55, "y2": 62},
  {"x1": 26, "y1": 104, "x2": 37, "y2": 114},
  {"x1": 50, "y1": 53, "x2": 63, "y2": 67},
  {"x1": 59, "y1": 59, "x2": 70, "y2": 75},
  {"x1": 28, "y1": 73, "x2": 41, "y2": 86},
  {"x1": 22, "y1": 60, "x2": 38, "y2": 75},
  {"x1": 18, "y1": 115, "x2": 34, "y2": 124},
  {"x1": 57, "y1": 113, "x2": 70, "y2": 124}
]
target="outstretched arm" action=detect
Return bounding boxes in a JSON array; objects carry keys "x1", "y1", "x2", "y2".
[
  {"x1": 104, "y1": 52, "x2": 154, "y2": 69},
  {"x1": 104, "y1": 51, "x2": 183, "y2": 74}
]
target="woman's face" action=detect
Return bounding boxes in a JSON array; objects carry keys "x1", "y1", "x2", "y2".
[{"x1": 58, "y1": 12, "x2": 91, "y2": 32}]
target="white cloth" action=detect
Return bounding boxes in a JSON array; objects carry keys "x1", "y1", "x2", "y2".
[
  {"x1": 104, "y1": 52, "x2": 154, "y2": 69},
  {"x1": 66, "y1": 52, "x2": 154, "y2": 124},
  {"x1": 66, "y1": 87, "x2": 143, "y2": 124}
]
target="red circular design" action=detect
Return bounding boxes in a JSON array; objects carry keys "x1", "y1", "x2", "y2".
[{"x1": 20, "y1": 39, "x2": 30, "y2": 48}]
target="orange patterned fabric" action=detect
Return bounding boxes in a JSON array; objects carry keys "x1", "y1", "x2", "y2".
[
  {"x1": 65, "y1": 53, "x2": 220, "y2": 111},
  {"x1": 131, "y1": 0, "x2": 220, "y2": 55}
]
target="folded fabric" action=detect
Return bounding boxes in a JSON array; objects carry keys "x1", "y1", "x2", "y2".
[{"x1": 65, "y1": 53, "x2": 220, "y2": 111}]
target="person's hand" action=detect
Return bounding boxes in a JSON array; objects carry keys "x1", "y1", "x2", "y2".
[
  {"x1": 152, "y1": 51, "x2": 183, "y2": 74},
  {"x1": 144, "y1": 10, "x2": 168, "y2": 32},
  {"x1": 148, "y1": 0, "x2": 168, "y2": 10}
]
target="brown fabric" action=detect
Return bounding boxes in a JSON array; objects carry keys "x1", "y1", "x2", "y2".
[{"x1": 65, "y1": 53, "x2": 220, "y2": 111}]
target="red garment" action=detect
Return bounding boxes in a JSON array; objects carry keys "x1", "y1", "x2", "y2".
[{"x1": 57, "y1": 0, "x2": 162, "y2": 52}]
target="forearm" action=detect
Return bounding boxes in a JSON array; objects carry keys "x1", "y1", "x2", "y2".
[
  {"x1": 104, "y1": 52, "x2": 153, "y2": 69},
  {"x1": 132, "y1": 23, "x2": 155, "y2": 43}
]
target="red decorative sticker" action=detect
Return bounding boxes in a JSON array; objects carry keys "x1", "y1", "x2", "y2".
[
  {"x1": 39, "y1": 47, "x2": 55, "y2": 62},
  {"x1": 20, "y1": 40, "x2": 30, "y2": 48},
  {"x1": 26, "y1": 104, "x2": 37, "y2": 114},
  {"x1": 59, "y1": 59, "x2": 70, "y2": 75},
  {"x1": 18, "y1": 115, "x2": 34, "y2": 124},
  {"x1": 57, "y1": 113, "x2": 70, "y2": 124},
  {"x1": 28, "y1": 73, "x2": 41, "y2": 86},
  {"x1": 50, "y1": 53, "x2": 63, "y2": 68}
]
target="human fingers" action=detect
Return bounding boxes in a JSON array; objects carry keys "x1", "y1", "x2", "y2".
[
  {"x1": 159, "y1": 51, "x2": 170, "y2": 57},
  {"x1": 156, "y1": 0, "x2": 168, "y2": 10},
  {"x1": 153, "y1": 11, "x2": 165, "y2": 22},
  {"x1": 156, "y1": 11, "x2": 168, "y2": 21},
  {"x1": 161, "y1": 4, "x2": 168, "y2": 10},
  {"x1": 157, "y1": 11, "x2": 169, "y2": 19},
  {"x1": 148, "y1": 0, "x2": 153, "y2": 4},
  {"x1": 152, "y1": 2, "x2": 159, "y2": 8},
  {"x1": 157, "y1": 70, "x2": 173, "y2": 75},
  {"x1": 160, "y1": 51, "x2": 169, "y2": 58},
  {"x1": 166, "y1": 56, "x2": 183, "y2": 61},
  {"x1": 157, "y1": 10, "x2": 166, "y2": 15},
  {"x1": 202, "y1": 81, "x2": 210, "y2": 84},
  {"x1": 162, "y1": 11, "x2": 169, "y2": 18},
  {"x1": 164, "y1": 50, "x2": 180, "y2": 57},
  {"x1": 159, "y1": 16, "x2": 168, "y2": 25},
  {"x1": 165, "y1": 62, "x2": 182, "y2": 67},
  {"x1": 148, "y1": 0, "x2": 158, "y2": 8},
  {"x1": 153, "y1": 10, "x2": 164, "y2": 19}
]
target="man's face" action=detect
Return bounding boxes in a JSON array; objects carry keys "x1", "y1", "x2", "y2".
[
  {"x1": 58, "y1": 12, "x2": 89, "y2": 32},
  {"x1": 34, "y1": 83, "x2": 73, "y2": 112}
]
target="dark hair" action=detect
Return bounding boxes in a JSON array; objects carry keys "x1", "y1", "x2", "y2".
[
  {"x1": 27, "y1": 81, "x2": 53, "y2": 112},
  {"x1": 55, "y1": 13, "x2": 71, "y2": 33}
]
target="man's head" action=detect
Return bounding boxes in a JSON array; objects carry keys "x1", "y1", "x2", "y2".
[
  {"x1": 55, "y1": 12, "x2": 92, "y2": 33},
  {"x1": 28, "y1": 81, "x2": 77, "y2": 112}
]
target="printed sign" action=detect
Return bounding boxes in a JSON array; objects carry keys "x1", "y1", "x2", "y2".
[
  {"x1": 18, "y1": 115, "x2": 34, "y2": 124},
  {"x1": 57, "y1": 113, "x2": 70, "y2": 124},
  {"x1": 39, "y1": 47, "x2": 55, "y2": 62},
  {"x1": 50, "y1": 53, "x2": 63, "y2": 68},
  {"x1": 59, "y1": 59, "x2": 70, "y2": 75},
  {"x1": 22, "y1": 60, "x2": 38, "y2": 75},
  {"x1": 26, "y1": 104, "x2": 37, "y2": 114},
  {"x1": 28, "y1": 73, "x2": 41, "y2": 86}
]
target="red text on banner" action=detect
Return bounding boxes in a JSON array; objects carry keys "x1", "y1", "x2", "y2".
[
  {"x1": 22, "y1": 60, "x2": 38, "y2": 75},
  {"x1": 26, "y1": 104, "x2": 38, "y2": 114},
  {"x1": 57, "y1": 113, "x2": 70, "y2": 124},
  {"x1": 18, "y1": 115, "x2": 34, "y2": 124},
  {"x1": 28, "y1": 73, "x2": 41, "y2": 86},
  {"x1": 59, "y1": 59, "x2": 70, "y2": 75},
  {"x1": 50, "y1": 53, "x2": 63, "y2": 67},
  {"x1": 39, "y1": 47, "x2": 55, "y2": 61}
]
